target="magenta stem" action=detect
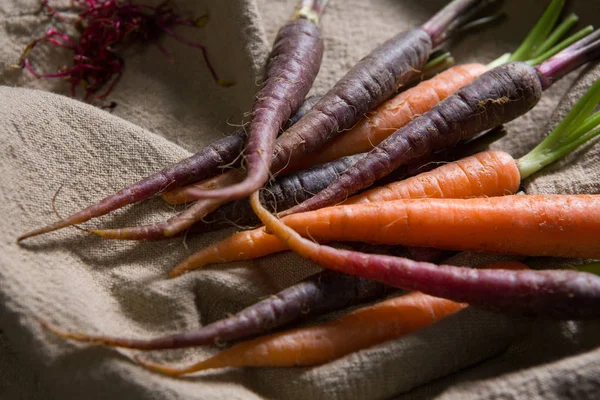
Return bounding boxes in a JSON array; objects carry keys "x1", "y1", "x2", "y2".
[
  {"x1": 421, "y1": 0, "x2": 482, "y2": 46},
  {"x1": 536, "y1": 30, "x2": 600, "y2": 90}
]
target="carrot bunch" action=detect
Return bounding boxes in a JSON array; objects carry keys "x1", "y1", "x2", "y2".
[{"x1": 22, "y1": 0, "x2": 600, "y2": 379}]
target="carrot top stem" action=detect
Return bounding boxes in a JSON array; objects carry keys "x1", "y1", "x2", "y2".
[
  {"x1": 488, "y1": 0, "x2": 585, "y2": 69},
  {"x1": 527, "y1": 26, "x2": 594, "y2": 67},
  {"x1": 294, "y1": 0, "x2": 329, "y2": 24},
  {"x1": 518, "y1": 79, "x2": 600, "y2": 179},
  {"x1": 534, "y1": 13, "x2": 579, "y2": 56},
  {"x1": 423, "y1": 51, "x2": 453, "y2": 71},
  {"x1": 420, "y1": 0, "x2": 487, "y2": 47},
  {"x1": 508, "y1": 0, "x2": 564, "y2": 62},
  {"x1": 535, "y1": 30, "x2": 600, "y2": 89}
]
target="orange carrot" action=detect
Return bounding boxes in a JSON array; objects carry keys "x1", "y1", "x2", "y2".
[
  {"x1": 292, "y1": 63, "x2": 487, "y2": 169},
  {"x1": 171, "y1": 194, "x2": 600, "y2": 276},
  {"x1": 135, "y1": 291, "x2": 467, "y2": 375}
]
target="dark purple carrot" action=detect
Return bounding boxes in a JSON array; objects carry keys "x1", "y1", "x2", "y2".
[
  {"x1": 147, "y1": 0, "x2": 327, "y2": 205},
  {"x1": 39, "y1": 269, "x2": 389, "y2": 350},
  {"x1": 182, "y1": 0, "x2": 489, "y2": 201},
  {"x1": 281, "y1": 30, "x2": 600, "y2": 216},
  {"x1": 15, "y1": 88, "x2": 320, "y2": 243},
  {"x1": 250, "y1": 193, "x2": 600, "y2": 320}
]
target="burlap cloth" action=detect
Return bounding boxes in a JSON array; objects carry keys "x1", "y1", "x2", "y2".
[{"x1": 1, "y1": 0, "x2": 599, "y2": 399}]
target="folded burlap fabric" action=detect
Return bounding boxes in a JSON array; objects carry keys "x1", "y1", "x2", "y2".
[{"x1": 1, "y1": 0, "x2": 599, "y2": 399}]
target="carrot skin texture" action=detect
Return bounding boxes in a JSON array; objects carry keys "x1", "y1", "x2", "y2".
[
  {"x1": 250, "y1": 193, "x2": 600, "y2": 320},
  {"x1": 345, "y1": 149, "x2": 520, "y2": 204},
  {"x1": 194, "y1": 16, "x2": 325, "y2": 201},
  {"x1": 283, "y1": 61, "x2": 543, "y2": 215},
  {"x1": 301, "y1": 63, "x2": 487, "y2": 168},
  {"x1": 173, "y1": 195, "x2": 600, "y2": 275},
  {"x1": 42, "y1": 269, "x2": 388, "y2": 350},
  {"x1": 136, "y1": 292, "x2": 464, "y2": 374}
]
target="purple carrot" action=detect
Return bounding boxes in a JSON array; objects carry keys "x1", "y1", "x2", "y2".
[
  {"x1": 39, "y1": 269, "x2": 389, "y2": 350},
  {"x1": 183, "y1": 0, "x2": 488, "y2": 201},
  {"x1": 281, "y1": 30, "x2": 600, "y2": 216},
  {"x1": 151, "y1": 0, "x2": 327, "y2": 204},
  {"x1": 16, "y1": 87, "x2": 320, "y2": 242},
  {"x1": 251, "y1": 193, "x2": 600, "y2": 320}
]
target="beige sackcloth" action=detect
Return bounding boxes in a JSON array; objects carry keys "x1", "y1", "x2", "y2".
[{"x1": 1, "y1": 0, "x2": 599, "y2": 398}]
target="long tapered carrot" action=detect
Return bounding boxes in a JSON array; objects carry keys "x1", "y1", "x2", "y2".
[
  {"x1": 172, "y1": 194, "x2": 600, "y2": 276},
  {"x1": 16, "y1": 0, "x2": 327, "y2": 242},
  {"x1": 248, "y1": 192, "x2": 600, "y2": 320},
  {"x1": 133, "y1": 291, "x2": 467, "y2": 375},
  {"x1": 281, "y1": 27, "x2": 600, "y2": 216},
  {"x1": 175, "y1": 0, "x2": 327, "y2": 202},
  {"x1": 39, "y1": 269, "x2": 388, "y2": 350}
]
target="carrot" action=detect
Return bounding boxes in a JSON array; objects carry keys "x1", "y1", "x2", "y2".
[
  {"x1": 170, "y1": 80, "x2": 600, "y2": 273},
  {"x1": 133, "y1": 291, "x2": 467, "y2": 375},
  {"x1": 39, "y1": 269, "x2": 388, "y2": 350},
  {"x1": 249, "y1": 192, "x2": 600, "y2": 320},
  {"x1": 16, "y1": 0, "x2": 327, "y2": 242},
  {"x1": 178, "y1": 0, "x2": 488, "y2": 201},
  {"x1": 281, "y1": 26, "x2": 600, "y2": 216},
  {"x1": 170, "y1": 0, "x2": 327, "y2": 203}
]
